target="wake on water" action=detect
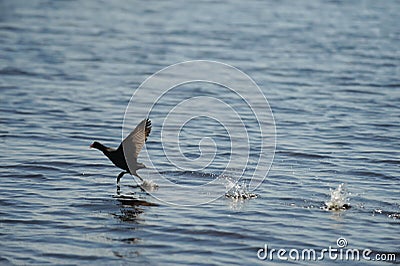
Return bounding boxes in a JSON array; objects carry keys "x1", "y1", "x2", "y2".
[
  {"x1": 136, "y1": 170, "x2": 258, "y2": 200},
  {"x1": 126, "y1": 171, "x2": 352, "y2": 208},
  {"x1": 125, "y1": 175, "x2": 400, "y2": 220}
]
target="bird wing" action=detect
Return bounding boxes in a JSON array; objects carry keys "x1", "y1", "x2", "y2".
[{"x1": 120, "y1": 118, "x2": 151, "y2": 160}]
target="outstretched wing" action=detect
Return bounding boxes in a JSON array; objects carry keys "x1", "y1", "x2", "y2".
[{"x1": 120, "y1": 118, "x2": 151, "y2": 161}]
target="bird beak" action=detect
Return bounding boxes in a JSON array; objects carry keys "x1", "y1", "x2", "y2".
[{"x1": 89, "y1": 144, "x2": 94, "y2": 148}]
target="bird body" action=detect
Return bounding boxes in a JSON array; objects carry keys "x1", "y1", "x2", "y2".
[
  {"x1": 90, "y1": 142, "x2": 129, "y2": 171},
  {"x1": 90, "y1": 118, "x2": 151, "y2": 186}
]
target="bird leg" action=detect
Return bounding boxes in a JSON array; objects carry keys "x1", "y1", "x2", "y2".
[
  {"x1": 117, "y1": 171, "x2": 129, "y2": 186},
  {"x1": 132, "y1": 171, "x2": 144, "y2": 182}
]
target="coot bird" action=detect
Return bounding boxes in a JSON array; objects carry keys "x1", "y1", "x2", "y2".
[{"x1": 90, "y1": 118, "x2": 152, "y2": 186}]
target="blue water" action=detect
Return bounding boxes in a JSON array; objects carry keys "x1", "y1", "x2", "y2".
[{"x1": 1, "y1": 1, "x2": 399, "y2": 265}]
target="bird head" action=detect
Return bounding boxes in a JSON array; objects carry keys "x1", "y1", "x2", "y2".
[{"x1": 90, "y1": 141, "x2": 102, "y2": 149}]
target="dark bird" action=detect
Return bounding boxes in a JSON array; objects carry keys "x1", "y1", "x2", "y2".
[{"x1": 90, "y1": 118, "x2": 152, "y2": 186}]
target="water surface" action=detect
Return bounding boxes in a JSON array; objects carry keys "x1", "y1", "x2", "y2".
[{"x1": 1, "y1": 0, "x2": 399, "y2": 265}]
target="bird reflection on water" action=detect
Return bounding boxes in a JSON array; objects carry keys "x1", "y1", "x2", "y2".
[
  {"x1": 113, "y1": 194, "x2": 158, "y2": 208},
  {"x1": 113, "y1": 192, "x2": 157, "y2": 220}
]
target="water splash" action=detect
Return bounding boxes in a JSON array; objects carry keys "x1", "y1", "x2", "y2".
[
  {"x1": 141, "y1": 180, "x2": 159, "y2": 191},
  {"x1": 224, "y1": 178, "x2": 257, "y2": 200},
  {"x1": 324, "y1": 183, "x2": 351, "y2": 211}
]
